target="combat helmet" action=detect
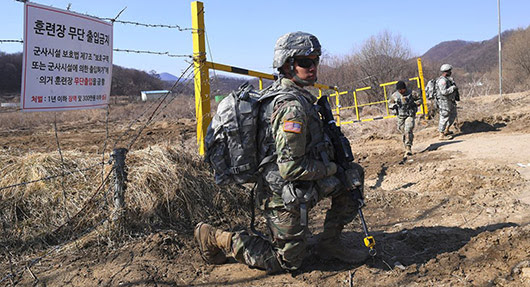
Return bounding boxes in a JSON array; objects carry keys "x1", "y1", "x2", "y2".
[
  {"x1": 440, "y1": 64, "x2": 453, "y2": 72},
  {"x1": 272, "y1": 31, "x2": 321, "y2": 69}
]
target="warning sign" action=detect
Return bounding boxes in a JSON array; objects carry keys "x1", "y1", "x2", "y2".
[{"x1": 21, "y1": 2, "x2": 113, "y2": 112}]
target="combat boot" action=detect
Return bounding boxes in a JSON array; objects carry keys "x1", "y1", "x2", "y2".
[
  {"x1": 443, "y1": 127, "x2": 454, "y2": 135},
  {"x1": 439, "y1": 132, "x2": 453, "y2": 140},
  {"x1": 315, "y1": 237, "x2": 369, "y2": 264},
  {"x1": 405, "y1": 146, "x2": 412, "y2": 156},
  {"x1": 194, "y1": 222, "x2": 233, "y2": 264}
]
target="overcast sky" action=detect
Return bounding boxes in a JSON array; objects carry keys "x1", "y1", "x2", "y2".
[{"x1": 2, "y1": 0, "x2": 530, "y2": 78}]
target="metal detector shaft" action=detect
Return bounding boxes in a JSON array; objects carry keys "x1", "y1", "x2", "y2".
[
  {"x1": 358, "y1": 206, "x2": 369, "y2": 236},
  {"x1": 358, "y1": 203, "x2": 377, "y2": 256}
]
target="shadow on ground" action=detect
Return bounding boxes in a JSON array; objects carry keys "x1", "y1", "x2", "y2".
[
  {"x1": 421, "y1": 140, "x2": 463, "y2": 152},
  {"x1": 298, "y1": 222, "x2": 517, "y2": 274},
  {"x1": 458, "y1": 120, "x2": 506, "y2": 135}
]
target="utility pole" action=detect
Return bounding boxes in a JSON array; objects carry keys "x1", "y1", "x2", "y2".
[{"x1": 498, "y1": 0, "x2": 502, "y2": 97}]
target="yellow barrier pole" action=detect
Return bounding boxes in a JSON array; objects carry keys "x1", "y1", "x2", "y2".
[
  {"x1": 353, "y1": 90, "x2": 359, "y2": 121},
  {"x1": 379, "y1": 82, "x2": 396, "y2": 116},
  {"x1": 335, "y1": 89, "x2": 341, "y2": 126},
  {"x1": 417, "y1": 58, "x2": 428, "y2": 118},
  {"x1": 259, "y1": 78, "x2": 263, "y2": 90},
  {"x1": 409, "y1": 77, "x2": 420, "y2": 88},
  {"x1": 354, "y1": 87, "x2": 371, "y2": 121},
  {"x1": 383, "y1": 86, "x2": 389, "y2": 115},
  {"x1": 192, "y1": 1, "x2": 210, "y2": 155}
]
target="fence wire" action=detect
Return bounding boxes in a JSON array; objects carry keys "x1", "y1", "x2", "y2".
[
  {"x1": 113, "y1": 48, "x2": 192, "y2": 58},
  {"x1": 0, "y1": 39, "x2": 192, "y2": 58},
  {"x1": 0, "y1": 162, "x2": 105, "y2": 192},
  {"x1": 0, "y1": 166, "x2": 115, "y2": 285},
  {"x1": 0, "y1": 5, "x2": 204, "y2": 284},
  {"x1": 149, "y1": 64, "x2": 200, "y2": 122},
  {"x1": 104, "y1": 19, "x2": 194, "y2": 31},
  {"x1": 0, "y1": 39, "x2": 23, "y2": 43},
  {"x1": 125, "y1": 61, "x2": 196, "y2": 151}
]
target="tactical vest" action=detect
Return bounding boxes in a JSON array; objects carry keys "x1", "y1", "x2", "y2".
[
  {"x1": 394, "y1": 90, "x2": 418, "y2": 117},
  {"x1": 436, "y1": 76, "x2": 457, "y2": 111},
  {"x1": 257, "y1": 80, "x2": 332, "y2": 193}
]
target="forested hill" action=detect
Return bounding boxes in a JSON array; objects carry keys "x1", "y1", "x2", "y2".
[{"x1": 421, "y1": 31, "x2": 513, "y2": 73}]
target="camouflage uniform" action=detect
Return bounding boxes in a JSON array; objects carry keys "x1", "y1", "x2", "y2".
[
  {"x1": 196, "y1": 31, "x2": 366, "y2": 274},
  {"x1": 436, "y1": 75, "x2": 458, "y2": 133},
  {"x1": 388, "y1": 89, "x2": 422, "y2": 151},
  {"x1": 229, "y1": 77, "x2": 363, "y2": 273}
]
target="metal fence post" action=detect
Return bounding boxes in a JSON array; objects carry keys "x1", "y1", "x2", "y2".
[
  {"x1": 111, "y1": 148, "x2": 128, "y2": 224},
  {"x1": 191, "y1": 1, "x2": 210, "y2": 156},
  {"x1": 417, "y1": 58, "x2": 429, "y2": 119}
]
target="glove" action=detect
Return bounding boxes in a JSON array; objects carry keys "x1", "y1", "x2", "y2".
[
  {"x1": 344, "y1": 168, "x2": 362, "y2": 189},
  {"x1": 325, "y1": 162, "x2": 337, "y2": 176}
]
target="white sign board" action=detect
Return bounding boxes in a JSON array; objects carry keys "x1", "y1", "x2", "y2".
[{"x1": 21, "y1": 2, "x2": 113, "y2": 111}]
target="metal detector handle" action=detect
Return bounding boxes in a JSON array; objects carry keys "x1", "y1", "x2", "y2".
[{"x1": 358, "y1": 206, "x2": 377, "y2": 256}]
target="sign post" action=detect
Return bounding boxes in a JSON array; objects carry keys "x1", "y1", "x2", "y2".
[{"x1": 21, "y1": 2, "x2": 113, "y2": 112}]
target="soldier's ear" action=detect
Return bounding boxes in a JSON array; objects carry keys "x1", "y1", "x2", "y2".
[{"x1": 280, "y1": 63, "x2": 292, "y2": 78}]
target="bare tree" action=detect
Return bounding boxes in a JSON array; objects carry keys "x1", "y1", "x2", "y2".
[
  {"x1": 353, "y1": 31, "x2": 416, "y2": 98},
  {"x1": 502, "y1": 26, "x2": 530, "y2": 92}
]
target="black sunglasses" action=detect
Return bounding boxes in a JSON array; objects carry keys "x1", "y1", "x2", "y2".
[{"x1": 295, "y1": 57, "x2": 319, "y2": 68}]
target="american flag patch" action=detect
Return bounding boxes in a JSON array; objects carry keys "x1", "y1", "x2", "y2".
[{"x1": 283, "y1": 120, "x2": 302, "y2": 133}]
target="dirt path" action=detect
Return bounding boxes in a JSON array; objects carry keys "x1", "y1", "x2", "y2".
[
  {"x1": 423, "y1": 132, "x2": 530, "y2": 205},
  {"x1": 2, "y1": 92, "x2": 530, "y2": 286}
]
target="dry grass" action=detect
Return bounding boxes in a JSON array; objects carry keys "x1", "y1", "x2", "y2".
[
  {"x1": 0, "y1": 144, "x2": 249, "y2": 251},
  {"x1": 342, "y1": 116, "x2": 398, "y2": 142},
  {"x1": 0, "y1": 150, "x2": 105, "y2": 248},
  {"x1": 0, "y1": 94, "x2": 197, "y2": 132}
]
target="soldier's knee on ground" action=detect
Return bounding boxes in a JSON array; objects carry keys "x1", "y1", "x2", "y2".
[{"x1": 276, "y1": 238, "x2": 307, "y2": 272}]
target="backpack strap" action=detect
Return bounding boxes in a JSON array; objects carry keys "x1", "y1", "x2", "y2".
[{"x1": 255, "y1": 90, "x2": 300, "y2": 171}]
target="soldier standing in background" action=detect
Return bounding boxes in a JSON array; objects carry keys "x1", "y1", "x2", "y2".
[
  {"x1": 194, "y1": 31, "x2": 368, "y2": 274},
  {"x1": 436, "y1": 64, "x2": 460, "y2": 140},
  {"x1": 389, "y1": 80, "x2": 422, "y2": 157}
]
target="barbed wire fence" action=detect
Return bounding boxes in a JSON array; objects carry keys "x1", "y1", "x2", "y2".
[{"x1": 0, "y1": 6, "x2": 209, "y2": 284}]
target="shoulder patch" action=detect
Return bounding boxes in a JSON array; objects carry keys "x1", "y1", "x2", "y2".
[{"x1": 283, "y1": 120, "x2": 302, "y2": 134}]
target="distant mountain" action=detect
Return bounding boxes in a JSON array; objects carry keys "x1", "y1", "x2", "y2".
[
  {"x1": 422, "y1": 31, "x2": 514, "y2": 73},
  {"x1": 158, "y1": 72, "x2": 179, "y2": 82}
]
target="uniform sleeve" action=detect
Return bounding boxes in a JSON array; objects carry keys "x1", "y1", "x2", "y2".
[
  {"x1": 437, "y1": 78, "x2": 455, "y2": 96},
  {"x1": 388, "y1": 93, "x2": 398, "y2": 111},
  {"x1": 271, "y1": 99, "x2": 329, "y2": 181},
  {"x1": 412, "y1": 90, "x2": 422, "y2": 106}
]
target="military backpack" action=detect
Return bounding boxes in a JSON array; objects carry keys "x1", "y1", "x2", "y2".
[
  {"x1": 204, "y1": 82, "x2": 295, "y2": 185},
  {"x1": 425, "y1": 78, "x2": 438, "y2": 101}
]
